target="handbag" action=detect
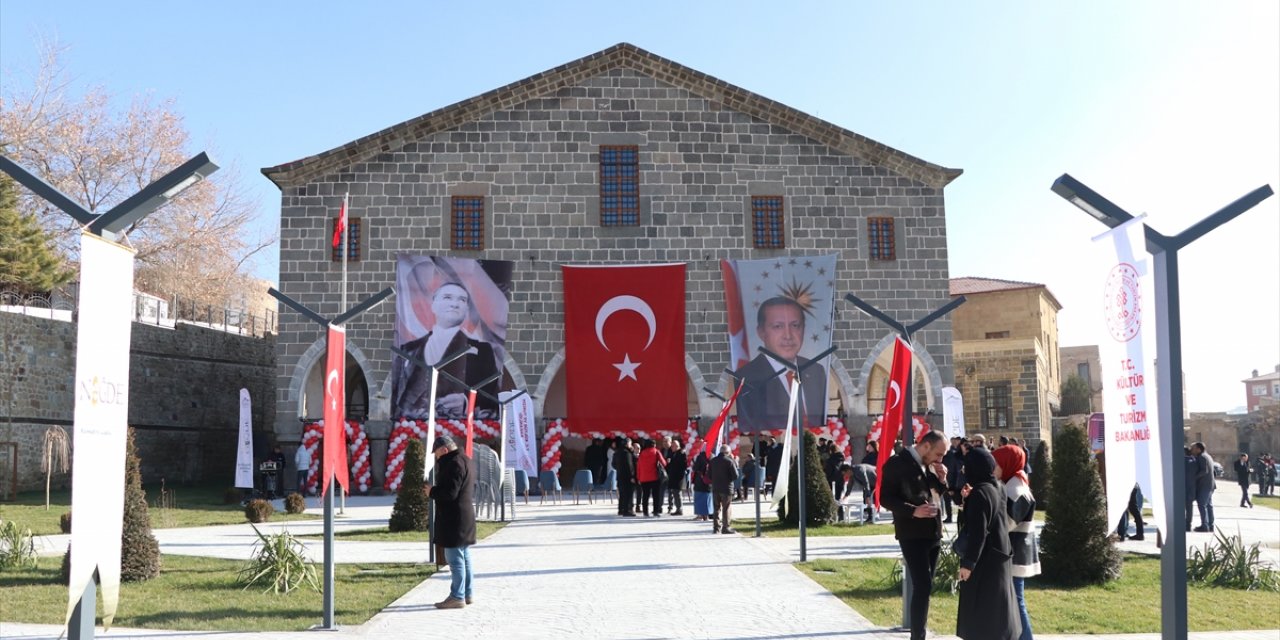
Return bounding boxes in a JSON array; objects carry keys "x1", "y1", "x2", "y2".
[{"x1": 656, "y1": 455, "x2": 669, "y2": 484}]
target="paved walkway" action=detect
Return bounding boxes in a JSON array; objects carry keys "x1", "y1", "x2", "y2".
[{"x1": 6, "y1": 487, "x2": 1279, "y2": 640}]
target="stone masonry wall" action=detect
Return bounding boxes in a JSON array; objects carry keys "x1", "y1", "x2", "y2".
[
  {"x1": 954, "y1": 339, "x2": 1050, "y2": 448},
  {"x1": 0, "y1": 311, "x2": 275, "y2": 493},
  {"x1": 273, "y1": 68, "x2": 956, "y2": 456}
]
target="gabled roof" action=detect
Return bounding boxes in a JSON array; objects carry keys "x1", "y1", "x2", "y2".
[
  {"x1": 950, "y1": 276, "x2": 1063, "y2": 310},
  {"x1": 262, "y1": 43, "x2": 962, "y2": 189},
  {"x1": 1243, "y1": 369, "x2": 1280, "y2": 383}
]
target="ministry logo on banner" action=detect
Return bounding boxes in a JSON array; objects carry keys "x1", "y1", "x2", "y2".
[
  {"x1": 1094, "y1": 217, "x2": 1165, "y2": 537},
  {"x1": 722, "y1": 255, "x2": 836, "y2": 433},
  {"x1": 562, "y1": 263, "x2": 686, "y2": 432}
]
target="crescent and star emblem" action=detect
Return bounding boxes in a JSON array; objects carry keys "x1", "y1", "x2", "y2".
[
  {"x1": 886, "y1": 380, "x2": 902, "y2": 410},
  {"x1": 326, "y1": 369, "x2": 340, "y2": 411},
  {"x1": 594, "y1": 295, "x2": 656, "y2": 382}
]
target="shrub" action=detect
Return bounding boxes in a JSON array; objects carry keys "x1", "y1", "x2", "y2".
[
  {"x1": 889, "y1": 533, "x2": 961, "y2": 594},
  {"x1": 1030, "y1": 440, "x2": 1051, "y2": 510},
  {"x1": 121, "y1": 428, "x2": 160, "y2": 582},
  {"x1": 284, "y1": 492, "x2": 307, "y2": 515},
  {"x1": 1040, "y1": 424, "x2": 1120, "y2": 586},
  {"x1": 245, "y1": 499, "x2": 274, "y2": 523},
  {"x1": 0, "y1": 520, "x2": 37, "y2": 570},
  {"x1": 224, "y1": 487, "x2": 245, "y2": 505},
  {"x1": 1187, "y1": 529, "x2": 1280, "y2": 592},
  {"x1": 60, "y1": 511, "x2": 72, "y2": 534},
  {"x1": 61, "y1": 544, "x2": 71, "y2": 584},
  {"x1": 237, "y1": 525, "x2": 319, "y2": 594},
  {"x1": 389, "y1": 439, "x2": 431, "y2": 532},
  {"x1": 778, "y1": 431, "x2": 837, "y2": 527}
]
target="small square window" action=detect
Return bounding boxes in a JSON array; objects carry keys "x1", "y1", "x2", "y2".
[
  {"x1": 868, "y1": 217, "x2": 896, "y2": 261},
  {"x1": 751, "y1": 196, "x2": 785, "y2": 249},
  {"x1": 450, "y1": 196, "x2": 485, "y2": 250},
  {"x1": 332, "y1": 217, "x2": 361, "y2": 262},
  {"x1": 600, "y1": 145, "x2": 639, "y2": 226}
]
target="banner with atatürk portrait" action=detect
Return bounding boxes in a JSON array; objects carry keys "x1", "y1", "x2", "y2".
[
  {"x1": 392, "y1": 255, "x2": 513, "y2": 422},
  {"x1": 721, "y1": 255, "x2": 837, "y2": 433}
]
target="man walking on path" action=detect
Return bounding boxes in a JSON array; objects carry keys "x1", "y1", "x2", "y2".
[
  {"x1": 1235, "y1": 453, "x2": 1254, "y2": 509},
  {"x1": 879, "y1": 430, "x2": 949, "y2": 640},
  {"x1": 710, "y1": 444, "x2": 739, "y2": 534},
  {"x1": 426, "y1": 435, "x2": 476, "y2": 609},
  {"x1": 1192, "y1": 441, "x2": 1216, "y2": 532}
]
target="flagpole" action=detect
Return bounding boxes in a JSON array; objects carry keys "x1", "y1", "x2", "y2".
[{"x1": 339, "y1": 192, "x2": 349, "y2": 517}]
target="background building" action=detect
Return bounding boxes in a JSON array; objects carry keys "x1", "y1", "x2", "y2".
[
  {"x1": 1243, "y1": 365, "x2": 1280, "y2": 413},
  {"x1": 1060, "y1": 345, "x2": 1103, "y2": 413},
  {"x1": 262, "y1": 44, "x2": 962, "y2": 484},
  {"x1": 949, "y1": 276, "x2": 1061, "y2": 447}
]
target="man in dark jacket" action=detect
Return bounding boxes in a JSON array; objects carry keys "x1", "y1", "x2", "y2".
[
  {"x1": 1234, "y1": 453, "x2": 1254, "y2": 508},
  {"x1": 1192, "y1": 441, "x2": 1216, "y2": 532},
  {"x1": 426, "y1": 435, "x2": 476, "y2": 609},
  {"x1": 666, "y1": 438, "x2": 688, "y2": 515},
  {"x1": 1183, "y1": 446, "x2": 1198, "y2": 531},
  {"x1": 879, "y1": 430, "x2": 949, "y2": 640},
  {"x1": 941, "y1": 437, "x2": 965, "y2": 523},
  {"x1": 613, "y1": 436, "x2": 636, "y2": 516},
  {"x1": 710, "y1": 445, "x2": 740, "y2": 534}
]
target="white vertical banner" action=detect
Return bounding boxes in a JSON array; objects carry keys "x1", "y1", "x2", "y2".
[
  {"x1": 66, "y1": 232, "x2": 136, "y2": 628},
  {"x1": 1094, "y1": 217, "x2": 1165, "y2": 536},
  {"x1": 769, "y1": 377, "x2": 801, "y2": 512},
  {"x1": 941, "y1": 386, "x2": 965, "y2": 440},
  {"x1": 424, "y1": 368, "x2": 439, "y2": 476},
  {"x1": 234, "y1": 389, "x2": 254, "y2": 489},
  {"x1": 501, "y1": 390, "x2": 538, "y2": 477}
]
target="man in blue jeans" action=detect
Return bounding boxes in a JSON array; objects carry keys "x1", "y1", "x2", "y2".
[{"x1": 426, "y1": 435, "x2": 476, "y2": 609}]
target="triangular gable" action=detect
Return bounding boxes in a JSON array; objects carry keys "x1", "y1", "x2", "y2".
[{"x1": 262, "y1": 43, "x2": 961, "y2": 189}]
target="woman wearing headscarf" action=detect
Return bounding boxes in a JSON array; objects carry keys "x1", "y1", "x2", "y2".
[
  {"x1": 993, "y1": 444, "x2": 1040, "y2": 640},
  {"x1": 956, "y1": 446, "x2": 1020, "y2": 640}
]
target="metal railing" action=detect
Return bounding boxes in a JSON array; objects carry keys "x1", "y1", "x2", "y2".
[{"x1": 1, "y1": 287, "x2": 277, "y2": 337}]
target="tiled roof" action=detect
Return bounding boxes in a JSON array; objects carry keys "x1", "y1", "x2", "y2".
[
  {"x1": 950, "y1": 277, "x2": 1062, "y2": 310},
  {"x1": 261, "y1": 43, "x2": 962, "y2": 189}
]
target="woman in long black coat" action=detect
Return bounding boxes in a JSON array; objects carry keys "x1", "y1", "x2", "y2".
[{"x1": 956, "y1": 447, "x2": 1020, "y2": 640}]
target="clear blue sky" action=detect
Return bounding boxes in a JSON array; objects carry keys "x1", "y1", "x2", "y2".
[{"x1": 2, "y1": 1, "x2": 1277, "y2": 413}]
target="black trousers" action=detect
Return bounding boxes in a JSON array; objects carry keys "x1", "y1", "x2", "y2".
[
  {"x1": 899, "y1": 538, "x2": 941, "y2": 640},
  {"x1": 618, "y1": 479, "x2": 634, "y2": 514},
  {"x1": 641, "y1": 480, "x2": 664, "y2": 515},
  {"x1": 668, "y1": 480, "x2": 683, "y2": 511}
]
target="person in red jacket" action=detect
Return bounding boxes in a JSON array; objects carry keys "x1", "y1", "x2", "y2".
[{"x1": 636, "y1": 439, "x2": 669, "y2": 517}]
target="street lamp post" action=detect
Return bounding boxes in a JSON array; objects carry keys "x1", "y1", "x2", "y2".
[
  {"x1": 1050, "y1": 173, "x2": 1274, "y2": 640},
  {"x1": 1, "y1": 152, "x2": 219, "y2": 640}
]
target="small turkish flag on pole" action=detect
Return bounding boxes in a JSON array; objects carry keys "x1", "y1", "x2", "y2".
[
  {"x1": 322, "y1": 324, "x2": 350, "y2": 496},
  {"x1": 874, "y1": 337, "x2": 912, "y2": 508},
  {"x1": 563, "y1": 264, "x2": 686, "y2": 433},
  {"x1": 465, "y1": 390, "x2": 477, "y2": 457},
  {"x1": 331, "y1": 196, "x2": 348, "y2": 249}
]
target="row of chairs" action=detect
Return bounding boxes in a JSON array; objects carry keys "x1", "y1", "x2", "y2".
[{"x1": 513, "y1": 469, "x2": 620, "y2": 505}]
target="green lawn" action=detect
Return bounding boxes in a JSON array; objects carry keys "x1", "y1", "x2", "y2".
[
  {"x1": 1254, "y1": 494, "x2": 1279, "y2": 510},
  {"x1": 800, "y1": 555, "x2": 1278, "y2": 634},
  {"x1": 0, "y1": 484, "x2": 317, "y2": 535},
  {"x1": 731, "y1": 518, "x2": 895, "y2": 537},
  {"x1": 0, "y1": 554, "x2": 428, "y2": 631},
  {"x1": 300, "y1": 521, "x2": 507, "y2": 542}
]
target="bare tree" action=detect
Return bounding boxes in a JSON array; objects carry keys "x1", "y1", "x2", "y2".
[{"x1": 0, "y1": 41, "x2": 274, "y2": 310}]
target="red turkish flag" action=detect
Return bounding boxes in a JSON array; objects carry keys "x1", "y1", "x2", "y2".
[
  {"x1": 563, "y1": 264, "x2": 686, "y2": 433},
  {"x1": 874, "y1": 337, "x2": 912, "y2": 508},
  {"x1": 322, "y1": 325, "x2": 350, "y2": 496}
]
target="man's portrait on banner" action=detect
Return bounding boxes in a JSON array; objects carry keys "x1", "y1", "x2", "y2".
[{"x1": 392, "y1": 255, "x2": 513, "y2": 421}]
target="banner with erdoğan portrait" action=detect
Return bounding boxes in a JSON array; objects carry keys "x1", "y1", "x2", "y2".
[
  {"x1": 1094, "y1": 217, "x2": 1165, "y2": 537},
  {"x1": 563, "y1": 263, "x2": 687, "y2": 432},
  {"x1": 721, "y1": 255, "x2": 837, "y2": 433},
  {"x1": 235, "y1": 389, "x2": 254, "y2": 489},
  {"x1": 501, "y1": 390, "x2": 538, "y2": 477},
  {"x1": 66, "y1": 232, "x2": 135, "y2": 628},
  {"x1": 392, "y1": 255, "x2": 513, "y2": 422}
]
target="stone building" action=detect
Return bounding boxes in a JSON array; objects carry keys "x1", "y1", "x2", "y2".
[
  {"x1": 1060, "y1": 344, "x2": 1103, "y2": 412},
  {"x1": 1243, "y1": 365, "x2": 1280, "y2": 413},
  {"x1": 949, "y1": 276, "x2": 1062, "y2": 447},
  {"x1": 261, "y1": 43, "x2": 962, "y2": 483}
]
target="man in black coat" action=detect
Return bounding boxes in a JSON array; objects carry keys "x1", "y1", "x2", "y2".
[
  {"x1": 1192, "y1": 441, "x2": 1216, "y2": 531},
  {"x1": 426, "y1": 436, "x2": 476, "y2": 609},
  {"x1": 613, "y1": 436, "x2": 636, "y2": 516},
  {"x1": 710, "y1": 445, "x2": 740, "y2": 534},
  {"x1": 584, "y1": 438, "x2": 606, "y2": 488},
  {"x1": 878, "y1": 430, "x2": 949, "y2": 640}
]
